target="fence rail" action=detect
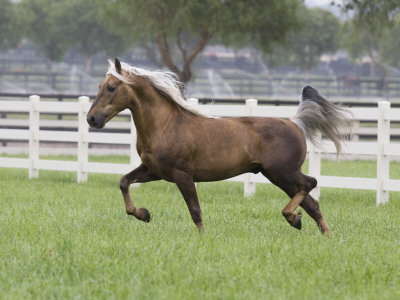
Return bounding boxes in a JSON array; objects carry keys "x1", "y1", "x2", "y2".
[{"x1": 0, "y1": 96, "x2": 399, "y2": 205}]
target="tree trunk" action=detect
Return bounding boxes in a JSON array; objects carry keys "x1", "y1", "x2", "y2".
[
  {"x1": 84, "y1": 55, "x2": 93, "y2": 75},
  {"x1": 156, "y1": 28, "x2": 213, "y2": 93},
  {"x1": 46, "y1": 59, "x2": 54, "y2": 89}
]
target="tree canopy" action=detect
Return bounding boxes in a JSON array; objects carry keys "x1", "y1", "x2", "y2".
[
  {"x1": 100, "y1": 0, "x2": 303, "y2": 83},
  {"x1": 19, "y1": 0, "x2": 73, "y2": 65},
  {"x1": 18, "y1": 0, "x2": 128, "y2": 73},
  {"x1": 0, "y1": 0, "x2": 22, "y2": 51},
  {"x1": 332, "y1": 0, "x2": 400, "y2": 32},
  {"x1": 341, "y1": 15, "x2": 400, "y2": 76},
  {"x1": 379, "y1": 16, "x2": 400, "y2": 69},
  {"x1": 263, "y1": 7, "x2": 341, "y2": 73},
  {"x1": 3, "y1": 0, "x2": 399, "y2": 85},
  {"x1": 290, "y1": 7, "x2": 341, "y2": 71},
  {"x1": 62, "y1": 0, "x2": 130, "y2": 73}
]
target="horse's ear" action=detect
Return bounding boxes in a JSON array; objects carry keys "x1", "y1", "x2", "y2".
[{"x1": 115, "y1": 58, "x2": 122, "y2": 74}]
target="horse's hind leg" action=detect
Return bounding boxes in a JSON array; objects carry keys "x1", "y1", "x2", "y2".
[
  {"x1": 263, "y1": 170, "x2": 323, "y2": 232},
  {"x1": 300, "y1": 194, "x2": 332, "y2": 236},
  {"x1": 266, "y1": 169, "x2": 332, "y2": 236},
  {"x1": 119, "y1": 163, "x2": 160, "y2": 222},
  {"x1": 280, "y1": 173, "x2": 317, "y2": 230}
]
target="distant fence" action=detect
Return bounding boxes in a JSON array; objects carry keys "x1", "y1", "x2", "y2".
[
  {"x1": 0, "y1": 96, "x2": 399, "y2": 205},
  {"x1": 189, "y1": 74, "x2": 400, "y2": 99},
  {"x1": 0, "y1": 72, "x2": 99, "y2": 95},
  {"x1": 2, "y1": 70, "x2": 400, "y2": 98}
]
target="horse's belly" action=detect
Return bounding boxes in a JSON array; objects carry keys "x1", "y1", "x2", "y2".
[
  {"x1": 192, "y1": 130, "x2": 260, "y2": 181},
  {"x1": 193, "y1": 168, "x2": 244, "y2": 182},
  {"x1": 193, "y1": 155, "x2": 257, "y2": 182}
]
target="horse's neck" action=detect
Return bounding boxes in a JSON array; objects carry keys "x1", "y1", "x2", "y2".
[{"x1": 130, "y1": 87, "x2": 180, "y2": 144}]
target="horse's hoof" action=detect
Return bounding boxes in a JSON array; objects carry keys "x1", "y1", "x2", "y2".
[
  {"x1": 293, "y1": 211, "x2": 302, "y2": 230},
  {"x1": 139, "y1": 207, "x2": 151, "y2": 223},
  {"x1": 196, "y1": 222, "x2": 204, "y2": 233},
  {"x1": 322, "y1": 228, "x2": 333, "y2": 237}
]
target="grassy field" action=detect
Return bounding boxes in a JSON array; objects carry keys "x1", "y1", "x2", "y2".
[{"x1": 1, "y1": 158, "x2": 400, "y2": 299}]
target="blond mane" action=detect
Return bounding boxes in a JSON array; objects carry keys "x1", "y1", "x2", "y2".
[{"x1": 107, "y1": 60, "x2": 211, "y2": 118}]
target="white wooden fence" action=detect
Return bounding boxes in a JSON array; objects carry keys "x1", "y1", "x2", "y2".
[{"x1": 0, "y1": 96, "x2": 399, "y2": 205}]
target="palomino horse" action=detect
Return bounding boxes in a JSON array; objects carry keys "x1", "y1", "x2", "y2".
[{"x1": 87, "y1": 58, "x2": 353, "y2": 236}]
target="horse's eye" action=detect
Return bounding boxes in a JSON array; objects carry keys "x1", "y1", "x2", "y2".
[{"x1": 107, "y1": 85, "x2": 116, "y2": 92}]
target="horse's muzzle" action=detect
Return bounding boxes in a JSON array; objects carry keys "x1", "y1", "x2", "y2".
[{"x1": 87, "y1": 114, "x2": 105, "y2": 129}]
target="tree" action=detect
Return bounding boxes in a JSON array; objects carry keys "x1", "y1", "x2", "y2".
[
  {"x1": 289, "y1": 7, "x2": 341, "y2": 72},
  {"x1": 63, "y1": 0, "x2": 130, "y2": 74},
  {"x1": 262, "y1": 7, "x2": 341, "y2": 74},
  {"x1": 378, "y1": 16, "x2": 400, "y2": 69},
  {"x1": 332, "y1": 0, "x2": 400, "y2": 32},
  {"x1": 18, "y1": 0, "x2": 74, "y2": 72},
  {"x1": 341, "y1": 20, "x2": 378, "y2": 63},
  {"x1": 340, "y1": 17, "x2": 400, "y2": 94},
  {"x1": 19, "y1": 0, "x2": 130, "y2": 74},
  {"x1": 342, "y1": 16, "x2": 400, "y2": 73},
  {"x1": 335, "y1": 1, "x2": 400, "y2": 79},
  {"x1": 340, "y1": 19, "x2": 382, "y2": 78},
  {"x1": 100, "y1": 0, "x2": 302, "y2": 85},
  {"x1": 0, "y1": 0, "x2": 22, "y2": 51}
]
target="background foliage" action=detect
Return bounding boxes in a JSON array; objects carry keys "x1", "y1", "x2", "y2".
[
  {"x1": 1, "y1": 0, "x2": 400, "y2": 85},
  {"x1": 0, "y1": 0, "x2": 22, "y2": 51},
  {"x1": 98, "y1": 0, "x2": 302, "y2": 83}
]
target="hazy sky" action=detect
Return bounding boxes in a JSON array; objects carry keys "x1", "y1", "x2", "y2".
[
  {"x1": 304, "y1": 0, "x2": 346, "y2": 19},
  {"x1": 305, "y1": 0, "x2": 334, "y2": 7}
]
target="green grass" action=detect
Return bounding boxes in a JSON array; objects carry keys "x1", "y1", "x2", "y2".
[{"x1": 1, "y1": 158, "x2": 400, "y2": 299}]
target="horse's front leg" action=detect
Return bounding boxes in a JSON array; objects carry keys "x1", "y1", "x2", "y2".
[
  {"x1": 172, "y1": 169, "x2": 204, "y2": 232},
  {"x1": 119, "y1": 163, "x2": 160, "y2": 222}
]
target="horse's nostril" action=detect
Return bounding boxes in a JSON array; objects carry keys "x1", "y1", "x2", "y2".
[
  {"x1": 87, "y1": 113, "x2": 105, "y2": 129},
  {"x1": 88, "y1": 115, "x2": 95, "y2": 125}
]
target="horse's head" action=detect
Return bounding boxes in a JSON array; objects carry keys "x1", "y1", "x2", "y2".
[{"x1": 87, "y1": 58, "x2": 134, "y2": 129}]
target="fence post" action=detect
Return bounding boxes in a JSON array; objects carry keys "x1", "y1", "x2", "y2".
[
  {"x1": 308, "y1": 141, "x2": 321, "y2": 200},
  {"x1": 29, "y1": 95, "x2": 40, "y2": 178},
  {"x1": 187, "y1": 98, "x2": 199, "y2": 106},
  {"x1": 244, "y1": 99, "x2": 258, "y2": 197},
  {"x1": 377, "y1": 101, "x2": 390, "y2": 205},
  {"x1": 78, "y1": 96, "x2": 89, "y2": 183},
  {"x1": 352, "y1": 120, "x2": 360, "y2": 142}
]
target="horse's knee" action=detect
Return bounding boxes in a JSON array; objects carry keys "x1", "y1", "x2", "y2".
[
  {"x1": 119, "y1": 176, "x2": 129, "y2": 192},
  {"x1": 310, "y1": 177, "x2": 317, "y2": 190},
  {"x1": 302, "y1": 175, "x2": 317, "y2": 193}
]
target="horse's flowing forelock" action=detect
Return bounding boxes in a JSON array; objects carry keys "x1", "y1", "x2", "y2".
[{"x1": 107, "y1": 60, "x2": 211, "y2": 118}]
